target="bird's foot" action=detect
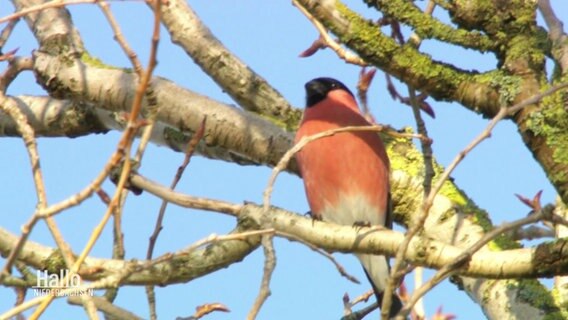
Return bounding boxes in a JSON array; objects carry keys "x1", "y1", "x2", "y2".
[
  {"x1": 352, "y1": 221, "x2": 372, "y2": 229},
  {"x1": 304, "y1": 211, "x2": 322, "y2": 226}
]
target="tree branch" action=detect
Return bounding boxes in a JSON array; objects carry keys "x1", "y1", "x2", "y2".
[
  {"x1": 538, "y1": 0, "x2": 568, "y2": 73},
  {"x1": 363, "y1": 0, "x2": 495, "y2": 52},
  {"x1": 294, "y1": 0, "x2": 504, "y2": 116},
  {"x1": 0, "y1": 96, "x2": 109, "y2": 137},
  {"x1": 2, "y1": 203, "x2": 568, "y2": 287},
  {"x1": 31, "y1": 51, "x2": 296, "y2": 169},
  {"x1": 159, "y1": 0, "x2": 301, "y2": 130}
]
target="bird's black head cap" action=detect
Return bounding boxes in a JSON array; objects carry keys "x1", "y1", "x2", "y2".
[{"x1": 305, "y1": 77, "x2": 354, "y2": 107}]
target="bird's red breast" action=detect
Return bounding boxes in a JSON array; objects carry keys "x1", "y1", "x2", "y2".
[{"x1": 295, "y1": 89, "x2": 390, "y2": 224}]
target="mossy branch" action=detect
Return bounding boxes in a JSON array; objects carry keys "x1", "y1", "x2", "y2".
[
  {"x1": 295, "y1": 0, "x2": 502, "y2": 115},
  {"x1": 364, "y1": 0, "x2": 495, "y2": 52}
]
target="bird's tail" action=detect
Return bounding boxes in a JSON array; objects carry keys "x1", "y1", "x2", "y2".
[{"x1": 356, "y1": 254, "x2": 402, "y2": 318}]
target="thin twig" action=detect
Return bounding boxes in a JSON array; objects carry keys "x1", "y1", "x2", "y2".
[
  {"x1": 412, "y1": 267, "x2": 425, "y2": 319},
  {"x1": 104, "y1": 191, "x2": 127, "y2": 304},
  {"x1": 0, "y1": 56, "x2": 32, "y2": 93},
  {"x1": 0, "y1": 18, "x2": 19, "y2": 49},
  {"x1": 145, "y1": 117, "x2": 206, "y2": 320},
  {"x1": 396, "y1": 210, "x2": 547, "y2": 319},
  {"x1": 277, "y1": 231, "x2": 360, "y2": 284},
  {"x1": 382, "y1": 3, "x2": 436, "y2": 315},
  {"x1": 343, "y1": 289, "x2": 374, "y2": 317},
  {"x1": 2, "y1": 269, "x2": 137, "y2": 319},
  {"x1": 146, "y1": 117, "x2": 207, "y2": 260},
  {"x1": 292, "y1": 0, "x2": 367, "y2": 66},
  {"x1": 129, "y1": 173, "x2": 241, "y2": 216},
  {"x1": 97, "y1": 1, "x2": 144, "y2": 76},
  {"x1": 341, "y1": 302, "x2": 379, "y2": 320},
  {"x1": 382, "y1": 87, "x2": 435, "y2": 319},
  {"x1": 132, "y1": 0, "x2": 163, "y2": 163},
  {"x1": 179, "y1": 229, "x2": 275, "y2": 256},
  {"x1": 68, "y1": 296, "x2": 144, "y2": 320},
  {"x1": 537, "y1": 0, "x2": 568, "y2": 72},
  {"x1": 508, "y1": 225, "x2": 554, "y2": 241},
  {"x1": 0, "y1": 95, "x2": 47, "y2": 282},
  {"x1": 29, "y1": 0, "x2": 163, "y2": 317},
  {"x1": 357, "y1": 68, "x2": 377, "y2": 122},
  {"x1": 350, "y1": 290, "x2": 375, "y2": 307},
  {"x1": 176, "y1": 302, "x2": 230, "y2": 320},
  {"x1": 0, "y1": 0, "x2": 141, "y2": 25},
  {"x1": 247, "y1": 235, "x2": 276, "y2": 320},
  {"x1": 102, "y1": 2, "x2": 162, "y2": 304}
]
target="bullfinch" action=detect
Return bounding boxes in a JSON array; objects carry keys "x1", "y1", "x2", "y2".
[{"x1": 295, "y1": 77, "x2": 402, "y2": 317}]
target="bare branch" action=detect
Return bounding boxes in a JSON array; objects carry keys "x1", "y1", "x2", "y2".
[
  {"x1": 293, "y1": 0, "x2": 367, "y2": 66},
  {"x1": 159, "y1": 0, "x2": 299, "y2": 130},
  {"x1": 396, "y1": 208, "x2": 549, "y2": 319},
  {"x1": 0, "y1": 18, "x2": 19, "y2": 50},
  {"x1": 0, "y1": 56, "x2": 33, "y2": 92},
  {"x1": 277, "y1": 231, "x2": 360, "y2": 284},
  {"x1": 1, "y1": 0, "x2": 109, "y2": 25},
  {"x1": 538, "y1": 0, "x2": 565, "y2": 42},
  {"x1": 130, "y1": 174, "x2": 241, "y2": 216},
  {"x1": 145, "y1": 117, "x2": 206, "y2": 320},
  {"x1": 537, "y1": 0, "x2": 568, "y2": 72},
  {"x1": 68, "y1": 296, "x2": 144, "y2": 320},
  {"x1": 508, "y1": 225, "x2": 554, "y2": 241},
  {"x1": 97, "y1": 1, "x2": 144, "y2": 76},
  {"x1": 247, "y1": 235, "x2": 276, "y2": 320},
  {"x1": 176, "y1": 302, "x2": 230, "y2": 320}
]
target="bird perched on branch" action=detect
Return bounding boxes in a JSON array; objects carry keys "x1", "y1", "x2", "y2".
[{"x1": 295, "y1": 77, "x2": 402, "y2": 317}]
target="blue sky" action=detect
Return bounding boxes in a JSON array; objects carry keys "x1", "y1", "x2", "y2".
[{"x1": 1, "y1": 1, "x2": 567, "y2": 319}]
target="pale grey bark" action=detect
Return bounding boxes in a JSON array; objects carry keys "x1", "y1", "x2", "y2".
[{"x1": 160, "y1": 0, "x2": 301, "y2": 130}]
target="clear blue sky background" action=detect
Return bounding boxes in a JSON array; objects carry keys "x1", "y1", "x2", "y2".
[{"x1": 1, "y1": 1, "x2": 567, "y2": 319}]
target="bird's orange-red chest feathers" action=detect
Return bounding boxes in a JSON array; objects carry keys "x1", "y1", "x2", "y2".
[{"x1": 295, "y1": 78, "x2": 389, "y2": 222}]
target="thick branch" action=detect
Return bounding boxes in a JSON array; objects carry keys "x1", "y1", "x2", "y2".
[
  {"x1": 2, "y1": 203, "x2": 568, "y2": 285},
  {"x1": 130, "y1": 172, "x2": 560, "y2": 318},
  {"x1": 0, "y1": 223, "x2": 261, "y2": 286},
  {"x1": 31, "y1": 52, "x2": 296, "y2": 170},
  {"x1": 0, "y1": 95, "x2": 268, "y2": 166},
  {"x1": 364, "y1": 0, "x2": 495, "y2": 52},
  {"x1": 446, "y1": 0, "x2": 536, "y2": 41},
  {"x1": 241, "y1": 205, "x2": 568, "y2": 279},
  {"x1": 0, "y1": 96, "x2": 108, "y2": 137},
  {"x1": 510, "y1": 78, "x2": 568, "y2": 205},
  {"x1": 11, "y1": 0, "x2": 84, "y2": 54},
  {"x1": 160, "y1": 0, "x2": 301, "y2": 130},
  {"x1": 295, "y1": 0, "x2": 503, "y2": 116}
]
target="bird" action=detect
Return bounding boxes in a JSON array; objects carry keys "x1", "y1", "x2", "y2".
[{"x1": 295, "y1": 77, "x2": 402, "y2": 317}]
